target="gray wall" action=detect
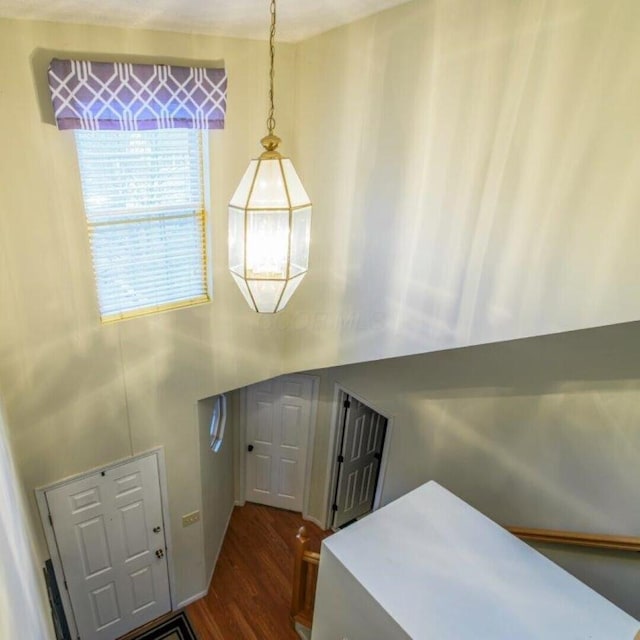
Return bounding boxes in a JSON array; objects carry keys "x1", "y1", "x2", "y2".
[{"x1": 303, "y1": 321, "x2": 640, "y2": 618}]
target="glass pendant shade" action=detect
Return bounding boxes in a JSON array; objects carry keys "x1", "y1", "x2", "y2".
[{"x1": 229, "y1": 155, "x2": 312, "y2": 313}]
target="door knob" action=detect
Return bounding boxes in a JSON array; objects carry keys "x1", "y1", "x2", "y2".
[
  {"x1": 153, "y1": 526, "x2": 162, "y2": 533},
  {"x1": 247, "y1": 444, "x2": 254, "y2": 452},
  {"x1": 155, "y1": 548, "x2": 165, "y2": 559}
]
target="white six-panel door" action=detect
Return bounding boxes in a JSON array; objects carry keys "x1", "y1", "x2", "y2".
[
  {"x1": 245, "y1": 375, "x2": 315, "y2": 511},
  {"x1": 333, "y1": 397, "x2": 387, "y2": 528},
  {"x1": 45, "y1": 454, "x2": 170, "y2": 640}
]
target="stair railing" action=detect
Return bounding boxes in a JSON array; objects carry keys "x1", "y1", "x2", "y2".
[
  {"x1": 290, "y1": 523, "x2": 640, "y2": 631},
  {"x1": 291, "y1": 526, "x2": 321, "y2": 629}
]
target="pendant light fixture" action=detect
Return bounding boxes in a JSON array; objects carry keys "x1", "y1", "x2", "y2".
[{"x1": 228, "y1": 0, "x2": 312, "y2": 313}]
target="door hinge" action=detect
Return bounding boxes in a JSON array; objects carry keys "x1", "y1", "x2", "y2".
[
  {"x1": 332, "y1": 504, "x2": 338, "y2": 512},
  {"x1": 48, "y1": 513, "x2": 53, "y2": 527},
  {"x1": 64, "y1": 580, "x2": 68, "y2": 591},
  {"x1": 343, "y1": 399, "x2": 351, "y2": 409},
  {"x1": 337, "y1": 455, "x2": 344, "y2": 463}
]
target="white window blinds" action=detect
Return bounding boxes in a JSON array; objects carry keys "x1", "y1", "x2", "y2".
[{"x1": 75, "y1": 129, "x2": 208, "y2": 321}]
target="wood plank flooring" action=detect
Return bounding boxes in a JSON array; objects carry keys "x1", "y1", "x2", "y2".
[{"x1": 187, "y1": 503, "x2": 330, "y2": 640}]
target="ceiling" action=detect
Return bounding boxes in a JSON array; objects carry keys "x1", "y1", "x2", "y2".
[{"x1": 0, "y1": 0, "x2": 414, "y2": 42}]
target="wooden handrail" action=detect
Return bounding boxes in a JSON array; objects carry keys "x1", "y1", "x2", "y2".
[{"x1": 507, "y1": 526, "x2": 640, "y2": 553}]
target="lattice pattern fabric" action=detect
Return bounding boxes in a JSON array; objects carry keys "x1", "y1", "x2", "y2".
[{"x1": 48, "y1": 58, "x2": 227, "y2": 131}]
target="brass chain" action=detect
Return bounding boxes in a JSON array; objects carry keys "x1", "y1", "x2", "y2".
[{"x1": 266, "y1": 0, "x2": 276, "y2": 135}]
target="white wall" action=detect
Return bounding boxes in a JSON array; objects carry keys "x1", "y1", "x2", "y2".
[
  {"x1": 312, "y1": 546, "x2": 410, "y2": 640},
  {"x1": 313, "y1": 482, "x2": 640, "y2": 639},
  {"x1": 302, "y1": 321, "x2": 640, "y2": 617},
  {"x1": 288, "y1": 0, "x2": 640, "y2": 368},
  {"x1": 0, "y1": 17, "x2": 295, "y2": 604}
]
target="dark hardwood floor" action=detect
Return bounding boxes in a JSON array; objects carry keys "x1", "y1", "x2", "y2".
[{"x1": 187, "y1": 503, "x2": 330, "y2": 639}]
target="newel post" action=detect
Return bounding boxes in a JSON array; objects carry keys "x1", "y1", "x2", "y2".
[{"x1": 291, "y1": 526, "x2": 310, "y2": 622}]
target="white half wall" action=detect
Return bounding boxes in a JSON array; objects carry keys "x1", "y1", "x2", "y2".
[{"x1": 302, "y1": 321, "x2": 640, "y2": 618}]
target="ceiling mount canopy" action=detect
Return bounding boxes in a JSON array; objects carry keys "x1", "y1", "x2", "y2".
[{"x1": 228, "y1": 0, "x2": 312, "y2": 314}]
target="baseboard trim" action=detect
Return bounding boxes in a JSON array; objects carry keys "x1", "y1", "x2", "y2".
[
  {"x1": 302, "y1": 514, "x2": 325, "y2": 530},
  {"x1": 175, "y1": 589, "x2": 208, "y2": 610},
  {"x1": 176, "y1": 502, "x2": 235, "y2": 610},
  {"x1": 294, "y1": 620, "x2": 312, "y2": 640}
]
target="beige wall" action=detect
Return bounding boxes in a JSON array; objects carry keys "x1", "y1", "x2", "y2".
[
  {"x1": 0, "y1": 400, "x2": 54, "y2": 639},
  {"x1": 303, "y1": 321, "x2": 640, "y2": 617},
  {"x1": 198, "y1": 392, "x2": 236, "y2": 585},
  {"x1": 2, "y1": 0, "x2": 640, "y2": 617},
  {"x1": 288, "y1": 0, "x2": 640, "y2": 368},
  {"x1": 0, "y1": 17, "x2": 296, "y2": 603}
]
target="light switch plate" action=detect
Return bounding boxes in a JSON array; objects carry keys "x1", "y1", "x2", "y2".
[{"x1": 182, "y1": 510, "x2": 201, "y2": 527}]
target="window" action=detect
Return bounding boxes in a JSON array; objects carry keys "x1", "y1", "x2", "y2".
[
  {"x1": 75, "y1": 129, "x2": 208, "y2": 321},
  {"x1": 209, "y1": 394, "x2": 227, "y2": 453}
]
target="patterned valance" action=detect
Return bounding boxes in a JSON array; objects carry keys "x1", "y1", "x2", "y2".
[{"x1": 47, "y1": 58, "x2": 227, "y2": 131}]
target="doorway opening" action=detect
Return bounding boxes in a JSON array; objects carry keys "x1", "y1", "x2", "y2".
[
  {"x1": 325, "y1": 387, "x2": 391, "y2": 530},
  {"x1": 239, "y1": 374, "x2": 319, "y2": 519},
  {"x1": 35, "y1": 448, "x2": 174, "y2": 640}
]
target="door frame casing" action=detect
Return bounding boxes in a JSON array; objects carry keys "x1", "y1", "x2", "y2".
[
  {"x1": 236, "y1": 374, "x2": 320, "y2": 521},
  {"x1": 322, "y1": 384, "x2": 394, "y2": 530},
  {"x1": 35, "y1": 447, "x2": 175, "y2": 640}
]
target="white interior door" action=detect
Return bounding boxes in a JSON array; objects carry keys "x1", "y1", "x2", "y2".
[
  {"x1": 333, "y1": 396, "x2": 388, "y2": 528},
  {"x1": 45, "y1": 454, "x2": 170, "y2": 640},
  {"x1": 245, "y1": 375, "x2": 315, "y2": 511}
]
